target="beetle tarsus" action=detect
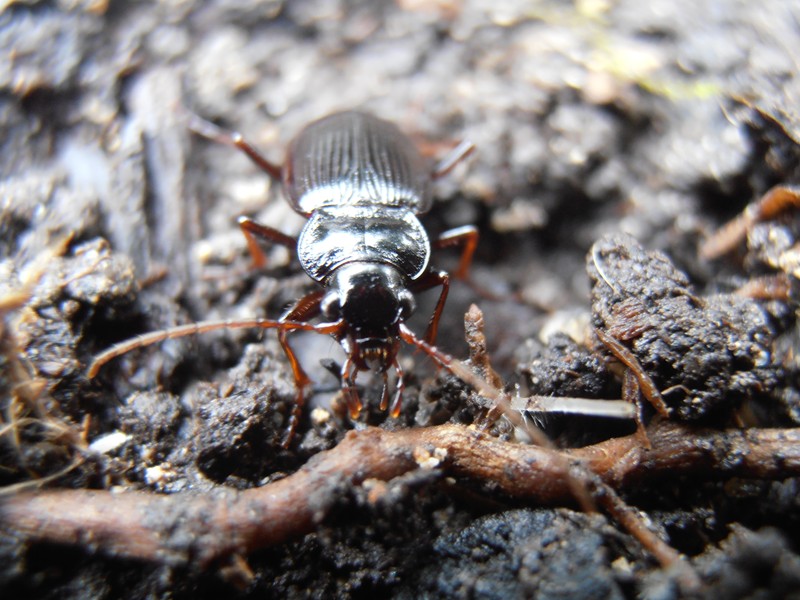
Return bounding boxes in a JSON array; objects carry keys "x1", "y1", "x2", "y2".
[
  {"x1": 379, "y1": 373, "x2": 391, "y2": 411},
  {"x1": 389, "y1": 360, "x2": 405, "y2": 418}
]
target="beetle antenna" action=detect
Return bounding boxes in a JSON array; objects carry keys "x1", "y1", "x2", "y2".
[
  {"x1": 400, "y1": 324, "x2": 636, "y2": 424},
  {"x1": 399, "y1": 324, "x2": 454, "y2": 371},
  {"x1": 401, "y1": 324, "x2": 510, "y2": 416},
  {"x1": 88, "y1": 318, "x2": 335, "y2": 379}
]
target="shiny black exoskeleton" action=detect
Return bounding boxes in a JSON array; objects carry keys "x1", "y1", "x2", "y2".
[
  {"x1": 289, "y1": 112, "x2": 436, "y2": 377},
  {"x1": 238, "y1": 111, "x2": 476, "y2": 421}
]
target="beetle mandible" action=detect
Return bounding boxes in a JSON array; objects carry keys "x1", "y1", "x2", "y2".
[{"x1": 89, "y1": 110, "x2": 478, "y2": 442}]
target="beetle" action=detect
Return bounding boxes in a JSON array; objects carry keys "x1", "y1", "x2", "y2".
[{"x1": 89, "y1": 110, "x2": 478, "y2": 442}]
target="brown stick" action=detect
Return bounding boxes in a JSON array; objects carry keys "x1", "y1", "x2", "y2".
[
  {"x1": 700, "y1": 185, "x2": 800, "y2": 260},
  {"x1": 594, "y1": 327, "x2": 671, "y2": 418},
  {"x1": 1, "y1": 423, "x2": 798, "y2": 568}
]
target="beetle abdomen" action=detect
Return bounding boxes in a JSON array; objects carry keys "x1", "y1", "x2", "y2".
[
  {"x1": 284, "y1": 111, "x2": 431, "y2": 216},
  {"x1": 297, "y1": 206, "x2": 430, "y2": 283}
]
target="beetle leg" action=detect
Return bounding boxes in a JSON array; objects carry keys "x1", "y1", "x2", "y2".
[
  {"x1": 411, "y1": 226, "x2": 479, "y2": 345},
  {"x1": 238, "y1": 216, "x2": 296, "y2": 269},
  {"x1": 431, "y1": 140, "x2": 475, "y2": 178},
  {"x1": 432, "y1": 225, "x2": 479, "y2": 279},
  {"x1": 288, "y1": 318, "x2": 345, "y2": 446},
  {"x1": 272, "y1": 290, "x2": 326, "y2": 445},
  {"x1": 187, "y1": 113, "x2": 283, "y2": 180},
  {"x1": 411, "y1": 270, "x2": 450, "y2": 345},
  {"x1": 278, "y1": 289, "x2": 325, "y2": 391}
]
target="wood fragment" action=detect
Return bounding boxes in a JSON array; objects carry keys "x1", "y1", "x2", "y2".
[
  {"x1": 595, "y1": 327, "x2": 671, "y2": 418},
  {"x1": 1, "y1": 423, "x2": 797, "y2": 570},
  {"x1": 700, "y1": 185, "x2": 800, "y2": 260}
]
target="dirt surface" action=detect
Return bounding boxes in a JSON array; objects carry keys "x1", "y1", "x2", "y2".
[{"x1": 2, "y1": 0, "x2": 800, "y2": 598}]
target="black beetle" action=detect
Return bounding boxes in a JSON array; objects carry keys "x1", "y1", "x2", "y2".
[{"x1": 90, "y1": 110, "x2": 477, "y2": 441}]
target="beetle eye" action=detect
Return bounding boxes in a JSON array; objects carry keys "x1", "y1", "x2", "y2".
[
  {"x1": 321, "y1": 293, "x2": 341, "y2": 320},
  {"x1": 398, "y1": 290, "x2": 415, "y2": 320}
]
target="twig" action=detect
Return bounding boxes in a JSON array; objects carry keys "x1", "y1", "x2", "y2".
[
  {"x1": 458, "y1": 305, "x2": 600, "y2": 516},
  {"x1": 414, "y1": 305, "x2": 693, "y2": 584},
  {"x1": 700, "y1": 185, "x2": 800, "y2": 260},
  {"x1": 1, "y1": 423, "x2": 797, "y2": 569},
  {"x1": 594, "y1": 327, "x2": 671, "y2": 418}
]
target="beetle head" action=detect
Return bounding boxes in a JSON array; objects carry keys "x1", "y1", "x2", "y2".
[{"x1": 323, "y1": 262, "x2": 415, "y2": 372}]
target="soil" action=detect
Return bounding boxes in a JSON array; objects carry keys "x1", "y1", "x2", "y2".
[{"x1": 2, "y1": 0, "x2": 800, "y2": 598}]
